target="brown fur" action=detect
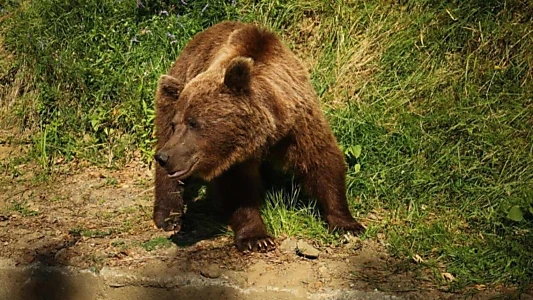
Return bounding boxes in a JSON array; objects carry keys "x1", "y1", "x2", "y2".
[{"x1": 153, "y1": 21, "x2": 365, "y2": 252}]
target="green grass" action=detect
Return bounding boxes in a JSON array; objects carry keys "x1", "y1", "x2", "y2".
[
  {"x1": 9, "y1": 200, "x2": 39, "y2": 217},
  {"x1": 141, "y1": 236, "x2": 173, "y2": 251},
  {"x1": 1, "y1": 0, "x2": 532, "y2": 291},
  {"x1": 262, "y1": 185, "x2": 332, "y2": 240}
]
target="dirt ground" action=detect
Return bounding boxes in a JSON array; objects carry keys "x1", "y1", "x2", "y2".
[{"x1": 0, "y1": 136, "x2": 532, "y2": 300}]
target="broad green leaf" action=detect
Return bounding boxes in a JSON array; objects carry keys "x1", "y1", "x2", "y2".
[
  {"x1": 352, "y1": 145, "x2": 362, "y2": 158},
  {"x1": 90, "y1": 119, "x2": 100, "y2": 131},
  {"x1": 354, "y1": 163, "x2": 361, "y2": 173},
  {"x1": 507, "y1": 206, "x2": 524, "y2": 222}
]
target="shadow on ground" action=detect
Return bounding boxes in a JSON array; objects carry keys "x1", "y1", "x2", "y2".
[
  {"x1": 0, "y1": 234, "x2": 86, "y2": 300},
  {"x1": 168, "y1": 179, "x2": 229, "y2": 248},
  {"x1": 0, "y1": 233, "x2": 248, "y2": 300}
]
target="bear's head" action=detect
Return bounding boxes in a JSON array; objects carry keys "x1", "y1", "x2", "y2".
[{"x1": 154, "y1": 56, "x2": 273, "y2": 181}]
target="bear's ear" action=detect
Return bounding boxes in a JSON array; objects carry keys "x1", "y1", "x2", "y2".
[
  {"x1": 223, "y1": 57, "x2": 253, "y2": 94},
  {"x1": 158, "y1": 75, "x2": 183, "y2": 100}
]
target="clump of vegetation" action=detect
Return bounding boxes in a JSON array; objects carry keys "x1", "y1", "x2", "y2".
[
  {"x1": 10, "y1": 200, "x2": 39, "y2": 217},
  {"x1": 141, "y1": 236, "x2": 172, "y2": 251},
  {"x1": 1, "y1": 0, "x2": 532, "y2": 290}
]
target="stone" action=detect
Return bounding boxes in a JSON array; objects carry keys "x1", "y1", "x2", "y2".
[
  {"x1": 296, "y1": 240, "x2": 320, "y2": 259},
  {"x1": 200, "y1": 264, "x2": 221, "y2": 279}
]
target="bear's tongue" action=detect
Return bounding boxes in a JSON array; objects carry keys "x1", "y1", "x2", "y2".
[
  {"x1": 167, "y1": 158, "x2": 198, "y2": 180},
  {"x1": 168, "y1": 169, "x2": 188, "y2": 179}
]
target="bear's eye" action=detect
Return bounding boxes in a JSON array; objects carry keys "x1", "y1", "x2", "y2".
[{"x1": 186, "y1": 118, "x2": 199, "y2": 130}]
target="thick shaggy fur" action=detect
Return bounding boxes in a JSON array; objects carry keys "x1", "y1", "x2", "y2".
[{"x1": 153, "y1": 21, "x2": 365, "y2": 252}]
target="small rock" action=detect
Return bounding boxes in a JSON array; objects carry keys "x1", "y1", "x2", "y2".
[
  {"x1": 296, "y1": 240, "x2": 320, "y2": 259},
  {"x1": 279, "y1": 237, "x2": 297, "y2": 253},
  {"x1": 200, "y1": 264, "x2": 221, "y2": 279}
]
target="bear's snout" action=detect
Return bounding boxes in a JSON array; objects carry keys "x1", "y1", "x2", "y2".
[{"x1": 154, "y1": 152, "x2": 169, "y2": 167}]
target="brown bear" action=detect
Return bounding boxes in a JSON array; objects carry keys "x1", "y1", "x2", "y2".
[{"x1": 153, "y1": 21, "x2": 365, "y2": 252}]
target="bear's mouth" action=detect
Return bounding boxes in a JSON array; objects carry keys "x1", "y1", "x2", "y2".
[{"x1": 168, "y1": 157, "x2": 199, "y2": 180}]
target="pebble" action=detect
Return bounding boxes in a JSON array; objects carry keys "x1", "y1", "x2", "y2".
[
  {"x1": 279, "y1": 237, "x2": 297, "y2": 253},
  {"x1": 296, "y1": 240, "x2": 320, "y2": 259},
  {"x1": 200, "y1": 264, "x2": 221, "y2": 279}
]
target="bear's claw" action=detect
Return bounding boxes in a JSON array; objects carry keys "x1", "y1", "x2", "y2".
[
  {"x1": 236, "y1": 236, "x2": 276, "y2": 253},
  {"x1": 326, "y1": 215, "x2": 366, "y2": 236},
  {"x1": 330, "y1": 222, "x2": 366, "y2": 236},
  {"x1": 154, "y1": 210, "x2": 182, "y2": 232}
]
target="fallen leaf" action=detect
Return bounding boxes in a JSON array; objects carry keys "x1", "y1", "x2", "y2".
[
  {"x1": 412, "y1": 254, "x2": 424, "y2": 264},
  {"x1": 441, "y1": 272, "x2": 456, "y2": 282}
]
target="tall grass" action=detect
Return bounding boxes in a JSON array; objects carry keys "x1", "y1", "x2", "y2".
[
  {"x1": 1, "y1": 0, "x2": 532, "y2": 289},
  {"x1": 256, "y1": 0, "x2": 533, "y2": 288}
]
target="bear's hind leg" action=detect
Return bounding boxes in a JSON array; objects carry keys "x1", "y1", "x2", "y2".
[{"x1": 211, "y1": 161, "x2": 276, "y2": 252}]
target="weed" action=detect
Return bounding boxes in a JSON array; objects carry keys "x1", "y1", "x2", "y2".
[
  {"x1": 104, "y1": 176, "x2": 118, "y2": 186},
  {"x1": 111, "y1": 240, "x2": 128, "y2": 250},
  {"x1": 10, "y1": 200, "x2": 38, "y2": 216},
  {"x1": 0, "y1": 155, "x2": 29, "y2": 178},
  {"x1": 142, "y1": 236, "x2": 172, "y2": 251}
]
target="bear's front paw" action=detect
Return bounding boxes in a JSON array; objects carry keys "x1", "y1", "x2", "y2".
[
  {"x1": 336, "y1": 222, "x2": 366, "y2": 235},
  {"x1": 327, "y1": 215, "x2": 366, "y2": 236},
  {"x1": 235, "y1": 235, "x2": 276, "y2": 253},
  {"x1": 153, "y1": 210, "x2": 182, "y2": 232}
]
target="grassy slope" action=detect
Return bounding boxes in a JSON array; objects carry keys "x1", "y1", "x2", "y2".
[
  {"x1": 246, "y1": 0, "x2": 533, "y2": 289},
  {"x1": 1, "y1": 0, "x2": 532, "y2": 290}
]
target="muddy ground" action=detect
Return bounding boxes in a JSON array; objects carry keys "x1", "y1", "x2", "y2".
[{"x1": 0, "y1": 137, "x2": 531, "y2": 300}]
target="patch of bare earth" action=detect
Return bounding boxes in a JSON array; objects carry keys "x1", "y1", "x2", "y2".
[{"x1": 1, "y1": 138, "x2": 531, "y2": 299}]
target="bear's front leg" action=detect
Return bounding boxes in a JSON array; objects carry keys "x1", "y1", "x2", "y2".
[
  {"x1": 211, "y1": 161, "x2": 276, "y2": 252},
  {"x1": 298, "y1": 147, "x2": 366, "y2": 235},
  {"x1": 153, "y1": 164, "x2": 184, "y2": 232}
]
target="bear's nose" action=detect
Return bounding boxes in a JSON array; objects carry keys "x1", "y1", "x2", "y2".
[{"x1": 154, "y1": 152, "x2": 169, "y2": 167}]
